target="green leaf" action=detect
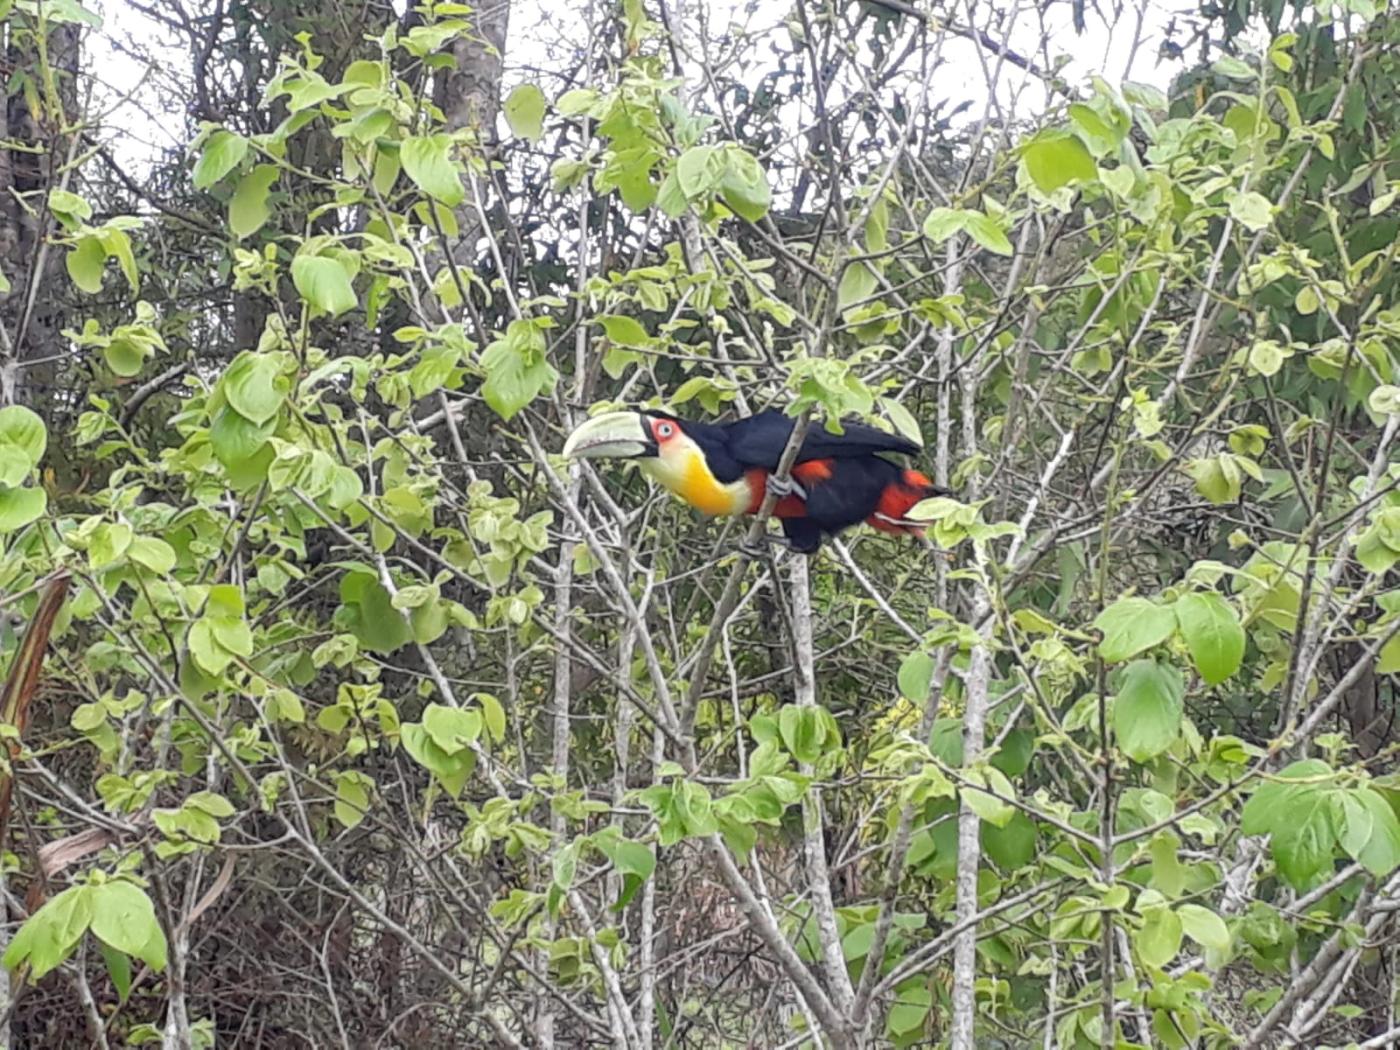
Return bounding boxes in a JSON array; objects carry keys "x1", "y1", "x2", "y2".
[
  {"x1": 1149, "y1": 831, "x2": 1186, "y2": 897},
  {"x1": 963, "y1": 211, "x2": 1013, "y2": 256},
  {"x1": 334, "y1": 771, "x2": 372, "y2": 828},
  {"x1": 400, "y1": 725, "x2": 472, "y2": 797},
  {"x1": 210, "y1": 403, "x2": 273, "y2": 474},
  {"x1": 0, "y1": 486, "x2": 46, "y2": 532},
  {"x1": 128, "y1": 536, "x2": 176, "y2": 574},
  {"x1": 886, "y1": 984, "x2": 931, "y2": 1036},
  {"x1": 838, "y1": 260, "x2": 879, "y2": 309},
  {"x1": 476, "y1": 693, "x2": 507, "y2": 743},
  {"x1": 1348, "y1": 789, "x2": 1400, "y2": 877},
  {"x1": 778, "y1": 705, "x2": 827, "y2": 764},
  {"x1": 897, "y1": 650, "x2": 934, "y2": 700},
  {"x1": 929, "y1": 718, "x2": 964, "y2": 766},
  {"x1": 982, "y1": 810, "x2": 1036, "y2": 869},
  {"x1": 187, "y1": 619, "x2": 232, "y2": 675},
  {"x1": 552, "y1": 841, "x2": 578, "y2": 890},
  {"x1": 989, "y1": 728, "x2": 1034, "y2": 778},
  {"x1": 504, "y1": 83, "x2": 547, "y2": 142},
  {"x1": 1136, "y1": 905, "x2": 1182, "y2": 968},
  {"x1": 676, "y1": 145, "x2": 721, "y2": 198},
  {"x1": 0, "y1": 406, "x2": 47, "y2": 467},
  {"x1": 964, "y1": 767, "x2": 1015, "y2": 828},
  {"x1": 1174, "y1": 592, "x2": 1245, "y2": 685},
  {"x1": 89, "y1": 881, "x2": 166, "y2": 971},
  {"x1": 1177, "y1": 903, "x2": 1231, "y2": 952},
  {"x1": 656, "y1": 170, "x2": 687, "y2": 217},
  {"x1": 47, "y1": 187, "x2": 93, "y2": 227},
  {"x1": 66, "y1": 235, "x2": 106, "y2": 293},
  {"x1": 210, "y1": 620, "x2": 251, "y2": 660},
  {"x1": 1369, "y1": 626, "x2": 1400, "y2": 676},
  {"x1": 401, "y1": 135, "x2": 465, "y2": 207},
  {"x1": 229, "y1": 165, "x2": 279, "y2": 239},
  {"x1": 1094, "y1": 597, "x2": 1177, "y2": 662},
  {"x1": 2, "y1": 885, "x2": 93, "y2": 980},
  {"x1": 480, "y1": 324, "x2": 557, "y2": 421},
  {"x1": 719, "y1": 148, "x2": 771, "y2": 221},
  {"x1": 1022, "y1": 130, "x2": 1097, "y2": 193},
  {"x1": 596, "y1": 836, "x2": 655, "y2": 909},
  {"x1": 193, "y1": 130, "x2": 248, "y2": 189},
  {"x1": 1246, "y1": 339, "x2": 1289, "y2": 377},
  {"x1": 96, "y1": 226, "x2": 134, "y2": 291},
  {"x1": 1357, "y1": 512, "x2": 1400, "y2": 574},
  {"x1": 222, "y1": 352, "x2": 291, "y2": 425},
  {"x1": 1242, "y1": 760, "x2": 1332, "y2": 836},
  {"x1": 104, "y1": 337, "x2": 147, "y2": 378},
  {"x1": 674, "y1": 780, "x2": 718, "y2": 838},
  {"x1": 1114, "y1": 659, "x2": 1184, "y2": 763},
  {"x1": 1067, "y1": 102, "x2": 1123, "y2": 156},
  {"x1": 0, "y1": 445, "x2": 31, "y2": 487},
  {"x1": 291, "y1": 255, "x2": 357, "y2": 317},
  {"x1": 556, "y1": 88, "x2": 598, "y2": 116},
  {"x1": 922, "y1": 207, "x2": 965, "y2": 243},
  {"x1": 1337, "y1": 790, "x2": 1373, "y2": 860},
  {"x1": 1186, "y1": 454, "x2": 1241, "y2": 505},
  {"x1": 881, "y1": 398, "x2": 923, "y2": 448},
  {"x1": 1228, "y1": 189, "x2": 1274, "y2": 232},
  {"x1": 841, "y1": 922, "x2": 875, "y2": 961},
  {"x1": 338, "y1": 571, "x2": 413, "y2": 654},
  {"x1": 98, "y1": 939, "x2": 133, "y2": 1002},
  {"x1": 1271, "y1": 787, "x2": 1337, "y2": 890},
  {"x1": 597, "y1": 314, "x2": 650, "y2": 347},
  {"x1": 1368, "y1": 385, "x2": 1400, "y2": 416},
  {"x1": 89, "y1": 521, "x2": 133, "y2": 569},
  {"x1": 1212, "y1": 55, "x2": 1255, "y2": 80},
  {"x1": 279, "y1": 70, "x2": 350, "y2": 111},
  {"x1": 597, "y1": 836, "x2": 655, "y2": 878},
  {"x1": 422, "y1": 703, "x2": 481, "y2": 755},
  {"x1": 410, "y1": 600, "x2": 449, "y2": 645}
]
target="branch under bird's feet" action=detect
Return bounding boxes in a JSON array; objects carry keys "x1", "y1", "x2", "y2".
[{"x1": 738, "y1": 533, "x2": 801, "y2": 562}]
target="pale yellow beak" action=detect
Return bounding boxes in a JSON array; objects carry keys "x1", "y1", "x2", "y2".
[{"x1": 562, "y1": 411, "x2": 657, "y2": 460}]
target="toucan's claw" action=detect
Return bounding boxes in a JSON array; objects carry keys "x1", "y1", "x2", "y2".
[
  {"x1": 766, "y1": 474, "x2": 807, "y2": 502},
  {"x1": 738, "y1": 538, "x2": 769, "y2": 561}
]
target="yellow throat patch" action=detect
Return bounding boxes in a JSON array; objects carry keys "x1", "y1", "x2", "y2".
[{"x1": 641, "y1": 445, "x2": 748, "y2": 517}]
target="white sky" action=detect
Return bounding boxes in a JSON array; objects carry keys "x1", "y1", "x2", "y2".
[{"x1": 85, "y1": 0, "x2": 1187, "y2": 173}]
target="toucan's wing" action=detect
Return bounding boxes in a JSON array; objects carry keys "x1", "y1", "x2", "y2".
[
  {"x1": 725, "y1": 410, "x2": 921, "y2": 469},
  {"x1": 780, "y1": 458, "x2": 933, "y2": 548},
  {"x1": 799, "y1": 420, "x2": 922, "y2": 460}
]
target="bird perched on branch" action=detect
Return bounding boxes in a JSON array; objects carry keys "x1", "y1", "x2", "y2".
[{"x1": 562, "y1": 408, "x2": 949, "y2": 552}]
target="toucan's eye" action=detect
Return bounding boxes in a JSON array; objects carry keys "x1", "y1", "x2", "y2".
[{"x1": 657, "y1": 422, "x2": 675, "y2": 439}]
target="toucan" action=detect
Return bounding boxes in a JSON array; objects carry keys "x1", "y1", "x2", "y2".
[{"x1": 562, "y1": 408, "x2": 948, "y2": 552}]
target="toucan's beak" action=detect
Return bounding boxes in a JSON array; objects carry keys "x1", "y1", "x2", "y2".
[{"x1": 562, "y1": 411, "x2": 657, "y2": 461}]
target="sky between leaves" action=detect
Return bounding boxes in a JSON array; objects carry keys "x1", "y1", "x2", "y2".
[{"x1": 85, "y1": 0, "x2": 1187, "y2": 175}]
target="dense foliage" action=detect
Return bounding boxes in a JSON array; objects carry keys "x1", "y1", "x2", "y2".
[{"x1": 1, "y1": 0, "x2": 1399, "y2": 1047}]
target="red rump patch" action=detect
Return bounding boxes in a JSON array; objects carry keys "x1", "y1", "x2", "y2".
[
  {"x1": 792, "y1": 459, "x2": 835, "y2": 483},
  {"x1": 868, "y1": 470, "x2": 939, "y2": 535},
  {"x1": 743, "y1": 469, "x2": 808, "y2": 517}
]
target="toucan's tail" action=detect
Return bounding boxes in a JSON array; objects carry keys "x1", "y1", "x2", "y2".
[{"x1": 867, "y1": 470, "x2": 950, "y2": 536}]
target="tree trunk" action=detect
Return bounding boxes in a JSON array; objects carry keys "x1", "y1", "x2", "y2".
[
  {"x1": 0, "y1": 22, "x2": 81, "y2": 409},
  {"x1": 431, "y1": 0, "x2": 511, "y2": 288}
]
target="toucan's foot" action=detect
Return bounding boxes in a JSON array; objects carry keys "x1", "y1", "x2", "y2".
[
  {"x1": 738, "y1": 537, "x2": 769, "y2": 561},
  {"x1": 765, "y1": 474, "x2": 807, "y2": 502}
]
